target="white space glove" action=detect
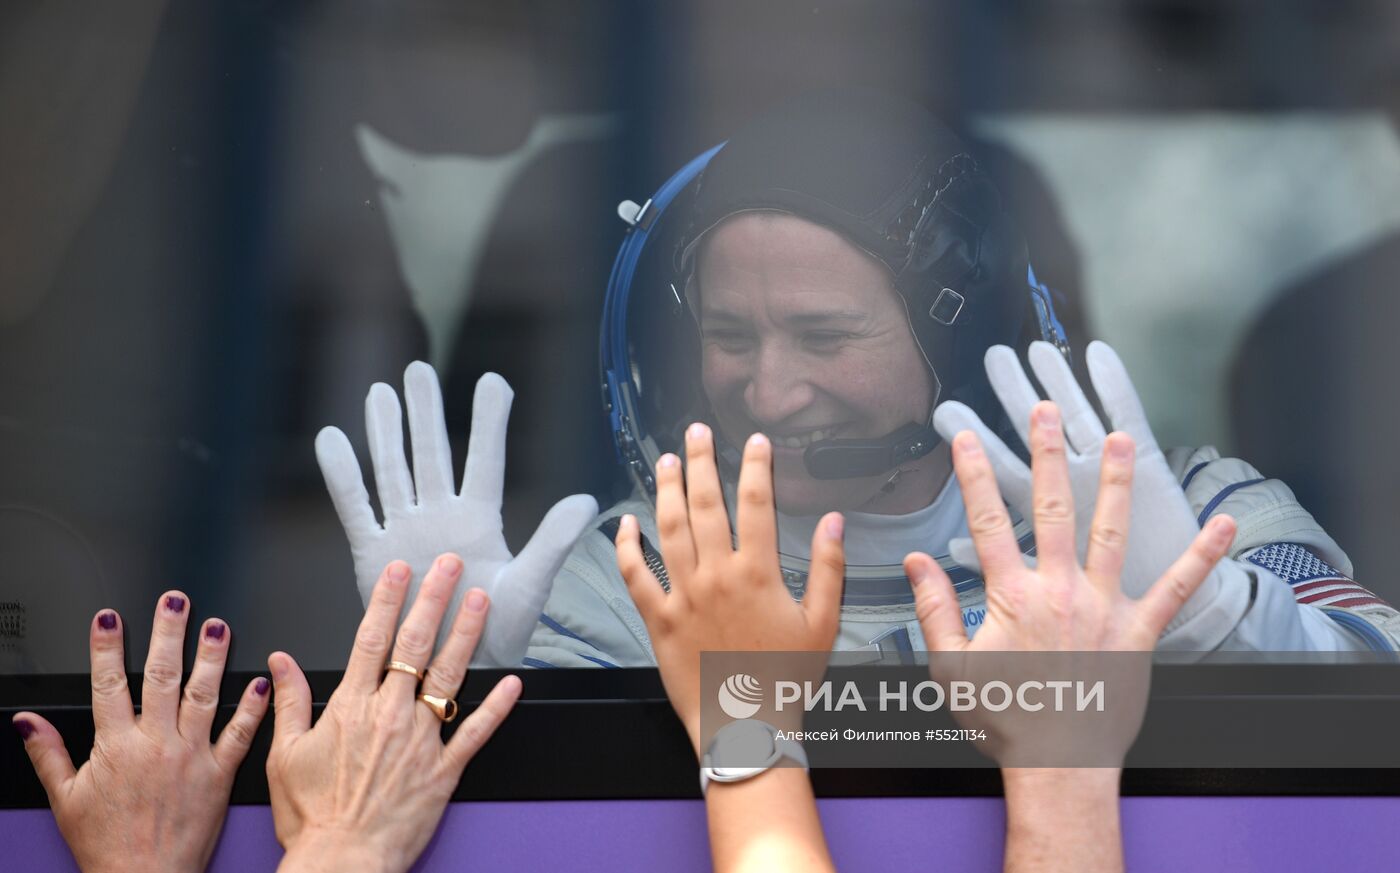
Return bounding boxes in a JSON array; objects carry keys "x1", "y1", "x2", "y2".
[
  {"x1": 932, "y1": 340, "x2": 1251, "y2": 650},
  {"x1": 316, "y1": 362, "x2": 598, "y2": 667}
]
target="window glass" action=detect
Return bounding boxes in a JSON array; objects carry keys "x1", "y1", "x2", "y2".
[{"x1": 3, "y1": 0, "x2": 1398, "y2": 675}]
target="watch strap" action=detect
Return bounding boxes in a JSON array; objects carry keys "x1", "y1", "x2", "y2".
[{"x1": 699, "y1": 721, "x2": 809, "y2": 794}]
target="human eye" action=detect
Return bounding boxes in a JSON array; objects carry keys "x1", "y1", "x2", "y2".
[
  {"x1": 802, "y1": 330, "x2": 853, "y2": 353},
  {"x1": 704, "y1": 328, "x2": 754, "y2": 353}
]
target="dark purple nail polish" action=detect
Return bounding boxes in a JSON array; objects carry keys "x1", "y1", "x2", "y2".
[
  {"x1": 205, "y1": 622, "x2": 226, "y2": 641},
  {"x1": 97, "y1": 611, "x2": 117, "y2": 631},
  {"x1": 254, "y1": 677, "x2": 270, "y2": 696},
  {"x1": 14, "y1": 719, "x2": 34, "y2": 741},
  {"x1": 165, "y1": 595, "x2": 186, "y2": 614}
]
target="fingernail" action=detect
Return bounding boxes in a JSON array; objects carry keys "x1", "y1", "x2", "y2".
[
  {"x1": 954, "y1": 432, "x2": 982, "y2": 457},
  {"x1": 205, "y1": 621, "x2": 226, "y2": 641},
  {"x1": 1036, "y1": 404, "x2": 1060, "y2": 429},
  {"x1": 269, "y1": 656, "x2": 288, "y2": 681},
  {"x1": 165, "y1": 595, "x2": 186, "y2": 614},
  {"x1": 657, "y1": 453, "x2": 679, "y2": 469},
  {"x1": 14, "y1": 719, "x2": 34, "y2": 741},
  {"x1": 97, "y1": 611, "x2": 118, "y2": 631},
  {"x1": 747, "y1": 432, "x2": 769, "y2": 449},
  {"x1": 825, "y1": 513, "x2": 844, "y2": 540},
  {"x1": 687, "y1": 422, "x2": 710, "y2": 440},
  {"x1": 1107, "y1": 436, "x2": 1133, "y2": 461},
  {"x1": 908, "y1": 564, "x2": 928, "y2": 588},
  {"x1": 389, "y1": 563, "x2": 410, "y2": 584},
  {"x1": 1210, "y1": 515, "x2": 1236, "y2": 543},
  {"x1": 466, "y1": 590, "x2": 487, "y2": 613},
  {"x1": 254, "y1": 677, "x2": 270, "y2": 696},
  {"x1": 438, "y1": 555, "x2": 463, "y2": 578}
]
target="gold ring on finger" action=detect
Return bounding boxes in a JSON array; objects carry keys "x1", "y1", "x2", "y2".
[
  {"x1": 417, "y1": 693, "x2": 459, "y2": 723},
  {"x1": 385, "y1": 660, "x2": 425, "y2": 681}
]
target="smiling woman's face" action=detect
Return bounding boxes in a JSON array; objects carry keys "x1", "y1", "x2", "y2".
[{"x1": 696, "y1": 211, "x2": 945, "y2": 516}]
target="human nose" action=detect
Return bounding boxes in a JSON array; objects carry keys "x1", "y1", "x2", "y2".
[{"x1": 742, "y1": 346, "x2": 815, "y2": 425}]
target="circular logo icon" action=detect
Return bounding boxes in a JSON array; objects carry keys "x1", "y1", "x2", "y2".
[{"x1": 717, "y1": 673, "x2": 763, "y2": 719}]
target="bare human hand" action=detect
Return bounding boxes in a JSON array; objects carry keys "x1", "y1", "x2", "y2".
[
  {"x1": 904, "y1": 402, "x2": 1236, "y2": 766},
  {"x1": 269, "y1": 555, "x2": 521, "y2": 873},
  {"x1": 615, "y1": 423, "x2": 840, "y2": 873},
  {"x1": 906, "y1": 402, "x2": 1236, "y2": 873},
  {"x1": 13, "y1": 593, "x2": 270, "y2": 873},
  {"x1": 614, "y1": 424, "x2": 846, "y2": 757}
]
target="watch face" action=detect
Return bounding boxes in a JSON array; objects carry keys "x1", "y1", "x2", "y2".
[{"x1": 707, "y1": 719, "x2": 780, "y2": 772}]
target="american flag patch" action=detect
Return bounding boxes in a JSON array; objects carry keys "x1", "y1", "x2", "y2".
[{"x1": 1246, "y1": 542, "x2": 1386, "y2": 609}]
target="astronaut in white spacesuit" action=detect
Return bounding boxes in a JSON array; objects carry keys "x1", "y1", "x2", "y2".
[{"x1": 316, "y1": 90, "x2": 1400, "y2": 669}]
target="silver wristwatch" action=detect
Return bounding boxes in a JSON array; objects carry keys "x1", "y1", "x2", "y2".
[{"x1": 700, "y1": 718, "x2": 809, "y2": 794}]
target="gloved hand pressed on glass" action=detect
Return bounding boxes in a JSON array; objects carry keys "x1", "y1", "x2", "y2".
[
  {"x1": 932, "y1": 340, "x2": 1251, "y2": 650},
  {"x1": 316, "y1": 362, "x2": 597, "y2": 667}
]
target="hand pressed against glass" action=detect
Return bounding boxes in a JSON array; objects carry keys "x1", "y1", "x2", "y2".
[
  {"x1": 907, "y1": 405, "x2": 1233, "y2": 873},
  {"x1": 316, "y1": 365, "x2": 597, "y2": 668},
  {"x1": 905, "y1": 402, "x2": 1236, "y2": 767},
  {"x1": 615, "y1": 422, "x2": 846, "y2": 755},
  {"x1": 908, "y1": 402, "x2": 1235, "y2": 655},
  {"x1": 269, "y1": 555, "x2": 521, "y2": 873},
  {"x1": 13, "y1": 594, "x2": 270, "y2": 873},
  {"x1": 615, "y1": 423, "x2": 842, "y2": 873}
]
